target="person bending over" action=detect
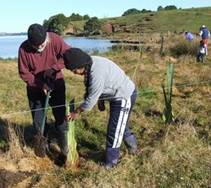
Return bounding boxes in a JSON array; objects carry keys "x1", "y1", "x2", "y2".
[{"x1": 64, "y1": 48, "x2": 138, "y2": 169}]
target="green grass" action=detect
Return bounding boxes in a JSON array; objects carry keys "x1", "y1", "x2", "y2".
[
  {"x1": 0, "y1": 45, "x2": 211, "y2": 187},
  {"x1": 71, "y1": 7, "x2": 211, "y2": 38},
  {"x1": 151, "y1": 8, "x2": 211, "y2": 33}
]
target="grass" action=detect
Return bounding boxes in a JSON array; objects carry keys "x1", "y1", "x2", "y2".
[
  {"x1": 0, "y1": 34, "x2": 211, "y2": 187},
  {"x1": 70, "y1": 7, "x2": 211, "y2": 41},
  {"x1": 169, "y1": 39, "x2": 199, "y2": 57}
]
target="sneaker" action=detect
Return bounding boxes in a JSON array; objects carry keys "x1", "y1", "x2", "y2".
[
  {"x1": 105, "y1": 158, "x2": 118, "y2": 170},
  {"x1": 124, "y1": 134, "x2": 138, "y2": 154},
  {"x1": 128, "y1": 146, "x2": 138, "y2": 155},
  {"x1": 105, "y1": 162, "x2": 117, "y2": 170}
]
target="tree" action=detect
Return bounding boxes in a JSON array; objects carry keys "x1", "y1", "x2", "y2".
[
  {"x1": 141, "y1": 9, "x2": 151, "y2": 13},
  {"x1": 157, "y1": 6, "x2": 164, "y2": 11},
  {"x1": 122, "y1": 8, "x2": 141, "y2": 16},
  {"x1": 83, "y1": 14, "x2": 90, "y2": 20},
  {"x1": 84, "y1": 17, "x2": 101, "y2": 34},
  {"x1": 164, "y1": 5, "x2": 177, "y2": 10},
  {"x1": 69, "y1": 13, "x2": 83, "y2": 21},
  {"x1": 43, "y1": 13, "x2": 69, "y2": 35}
]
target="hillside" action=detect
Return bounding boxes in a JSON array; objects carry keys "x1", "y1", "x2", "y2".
[
  {"x1": 69, "y1": 7, "x2": 211, "y2": 40},
  {"x1": 0, "y1": 32, "x2": 211, "y2": 187}
]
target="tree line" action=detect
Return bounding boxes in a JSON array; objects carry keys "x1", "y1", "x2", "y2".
[
  {"x1": 43, "y1": 5, "x2": 178, "y2": 35},
  {"x1": 122, "y1": 5, "x2": 178, "y2": 16},
  {"x1": 43, "y1": 13, "x2": 101, "y2": 35}
]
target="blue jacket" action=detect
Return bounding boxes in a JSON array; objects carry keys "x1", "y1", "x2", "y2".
[{"x1": 200, "y1": 28, "x2": 210, "y2": 39}]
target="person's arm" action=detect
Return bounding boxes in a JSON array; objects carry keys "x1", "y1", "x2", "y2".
[
  {"x1": 67, "y1": 73, "x2": 105, "y2": 121},
  {"x1": 80, "y1": 73, "x2": 105, "y2": 111},
  {"x1": 18, "y1": 48, "x2": 43, "y2": 88},
  {"x1": 51, "y1": 33, "x2": 70, "y2": 71},
  {"x1": 199, "y1": 30, "x2": 203, "y2": 36}
]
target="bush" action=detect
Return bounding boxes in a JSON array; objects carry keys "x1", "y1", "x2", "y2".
[
  {"x1": 164, "y1": 5, "x2": 177, "y2": 10},
  {"x1": 84, "y1": 17, "x2": 101, "y2": 34},
  {"x1": 122, "y1": 8, "x2": 141, "y2": 16},
  {"x1": 43, "y1": 14, "x2": 69, "y2": 35},
  {"x1": 157, "y1": 6, "x2": 164, "y2": 11},
  {"x1": 170, "y1": 39, "x2": 198, "y2": 57}
]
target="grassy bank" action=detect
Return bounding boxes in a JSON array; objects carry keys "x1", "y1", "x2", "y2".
[{"x1": 70, "y1": 7, "x2": 211, "y2": 41}]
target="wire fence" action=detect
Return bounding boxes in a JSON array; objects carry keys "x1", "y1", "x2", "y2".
[
  {"x1": 0, "y1": 77, "x2": 211, "y2": 119},
  {"x1": 0, "y1": 36, "x2": 210, "y2": 119}
]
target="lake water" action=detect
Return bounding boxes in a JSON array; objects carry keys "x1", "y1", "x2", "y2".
[{"x1": 0, "y1": 35, "x2": 114, "y2": 59}]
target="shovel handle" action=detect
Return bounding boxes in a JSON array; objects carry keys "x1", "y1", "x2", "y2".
[{"x1": 40, "y1": 90, "x2": 51, "y2": 135}]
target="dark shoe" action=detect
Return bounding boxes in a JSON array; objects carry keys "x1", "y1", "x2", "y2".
[
  {"x1": 105, "y1": 162, "x2": 117, "y2": 170},
  {"x1": 105, "y1": 148, "x2": 119, "y2": 169},
  {"x1": 124, "y1": 134, "x2": 137, "y2": 154},
  {"x1": 55, "y1": 153, "x2": 67, "y2": 167}
]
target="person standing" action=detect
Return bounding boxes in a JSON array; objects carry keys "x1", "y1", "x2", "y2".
[
  {"x1": 199, "y1": 25, "x2": 210, "y2": 55},
  {"x1": 18, "y1": 23, "x2": 70, "y2": 160},
  {"x1": 63, "y1": 48, "x2": 138, "y2": 169},
  {"x1": 196, "y1": 40, "x2": 206, "y2": 63}
]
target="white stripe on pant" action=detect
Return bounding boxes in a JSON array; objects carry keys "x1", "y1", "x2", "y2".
[{"x1": 112, "y1": 97, "x2": 132, "y2": 148}]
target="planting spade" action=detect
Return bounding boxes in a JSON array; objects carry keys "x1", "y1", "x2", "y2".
[{"x1": 34, "y1": 90, "x2": 51, "y2": 157}]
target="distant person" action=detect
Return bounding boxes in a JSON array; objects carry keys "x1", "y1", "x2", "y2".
[
  {"x1": 64, "y1": 48, "x2": 138, "y2": 169},
  {"x1": 196, "y1": 40, "x2": 206, "y2": 62},
  {"x1": 199, "y1": 25, "x2": 210, "y2": 55},
  {"x1": 18, "y1": 23, "x2": 70, "y2": 161},
  {"x1": 185, "y1": 31, "x2": 194, "y2": 41}
]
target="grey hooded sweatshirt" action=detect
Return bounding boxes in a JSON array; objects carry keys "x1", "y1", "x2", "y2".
[{"x1": 80, "y1": 56, "x2": 135, "y2": 111}]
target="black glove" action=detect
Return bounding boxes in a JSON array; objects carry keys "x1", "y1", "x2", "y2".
[
  {"x1": 43, "y1": 68, "x2": 57, "y2": 90},
  {"x1": 42, "y1": 83, "x2": 51, "y2": 91},
  {"x1": 43, "y1": 68, "x2": 57, "y2": 81},
  {"x1": 98, "y1": 100, "x2": 105, "y2": 111}
]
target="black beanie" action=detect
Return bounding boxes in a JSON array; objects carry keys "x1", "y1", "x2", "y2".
[
  {"x1": 27, "y1": 23, "x2": 46, "y2": 46},
  {"x1": 64, "y1": 48, "x2": 92, "y2": 71}
]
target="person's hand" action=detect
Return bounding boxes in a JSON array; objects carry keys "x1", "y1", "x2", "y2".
[
  {"x1": 66, "y1": 112, "x2": 79, "y2": 121},
  {"x1": 66, "y1": 107, "x2": 83, "y2": 121},
  {"x1": 43, "y1": 89, "x2": 47, "y2": 95},
  {"x1": 43, "y1": 69, "x2": 57, "y2": 91},
  {"x1": 43, "y1": 83, "x2": 51, "y2": 95},
  {"x1": 43, "y1": 68, "x2": 57, "y2": 80}
]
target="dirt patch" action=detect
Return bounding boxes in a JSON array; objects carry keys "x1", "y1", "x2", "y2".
[
  {"x1": 0, "y1": 121, "x2": 58, "y2": 188},
  {"x1": 0, "y1": 169, "x2": 34, "y2": 188},
  {"x1": 0, "y1": 151, "x2": 55, "y2": 187}
]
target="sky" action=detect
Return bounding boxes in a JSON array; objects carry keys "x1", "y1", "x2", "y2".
[{"x1": 1, "y1": 0, "x2": 211, "y2": 33}]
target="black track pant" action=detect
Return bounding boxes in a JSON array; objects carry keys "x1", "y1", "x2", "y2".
[{"x1": 27, "y1": 79, "x2": 66, "y2": 134}]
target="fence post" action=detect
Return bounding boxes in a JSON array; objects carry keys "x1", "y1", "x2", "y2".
[{"x1": 160, "y1": 33, "x2": 164, "y2": 56}]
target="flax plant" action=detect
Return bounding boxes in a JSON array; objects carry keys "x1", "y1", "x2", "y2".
[
  {"x1": 162, "y1": 63, "x2": 174, "y2": 124},
  {"x1": 66, "y1": 99, "x2": 79, "y2": 167}
]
